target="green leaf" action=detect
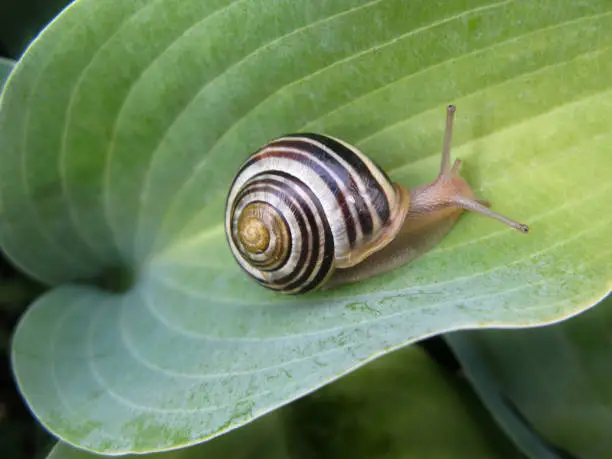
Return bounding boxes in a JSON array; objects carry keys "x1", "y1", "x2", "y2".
[
  {"x1": 1, "y1": 59, "x2": 41, "y2": 317},
  {"x1": 47, "y1": 409, "x2": 289, "y2": 459},
  {"x1": 446, "y1": 293, "x2": 612, "y2": 459},
  {"x1": 47, "y1": 346, "x2": 523, "y2": 459},
  {"x1": 2, "y1": 0, "x2": 611, "y2": 453},
  {"x1": 0, "y1": 57, "x2": 15, "y2": 86},
  {"x1": 283, "y1": 345, "x2": 524, "y2": 459}
]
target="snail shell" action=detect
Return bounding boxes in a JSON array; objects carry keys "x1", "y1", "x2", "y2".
[
  {"x1": 225, "y1": 106, "x2": 529, "y2": 295},
  {"x1": 225, "y1": 133, "x2": 409, "y2": 294}
]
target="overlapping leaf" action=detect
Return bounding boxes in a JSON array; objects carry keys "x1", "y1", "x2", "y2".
[
  {"x1": 0, "y1": 58, "x2": 14, "y2": 84},
  {"x1": 47, "y1": 346, "x2": 523, "y2": 459},
  {"x1": 447, "y1": 293, "x2": 612, "y2": 459},
  {"x1": 1, "y1": 0, "x2": 611, "y2": 454}
]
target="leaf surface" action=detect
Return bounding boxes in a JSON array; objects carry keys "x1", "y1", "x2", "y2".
[
  {"x1": 1, "y1": 0, "x2": 611, "y2": 453},
  {"x1": 447, "y1": 293, "x2": 612, "y2": 459},
  {"x1": 47, "y1": 346, "x2": 522, "y2": 458}
]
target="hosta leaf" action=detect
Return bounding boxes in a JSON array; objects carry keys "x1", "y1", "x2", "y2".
[
  {"x1": 446, "y1": 293, "x2": 612, "y2": 459},
  {"x1": 2, "y1": 0, "x2": 611, "y2": 453},
  {"x1": 47, "y1": 346, "x2": 523, "y2": 459},
  {"x1": 1, "y1": 58, "x2": 23, "y2": 315},
  {"x1": 47, "y1": 409, "x2": 288, "y2": 459}
]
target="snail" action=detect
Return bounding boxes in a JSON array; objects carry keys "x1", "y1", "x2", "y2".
[{"x1": 225, "y1": 105, "x2": 528, "y2": 294}]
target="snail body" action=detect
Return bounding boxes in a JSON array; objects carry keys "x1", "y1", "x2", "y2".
[{"x1": 225, "y1": 105, "x2": 528, "y2": 294}]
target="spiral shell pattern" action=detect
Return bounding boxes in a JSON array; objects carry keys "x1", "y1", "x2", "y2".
[{"x1": 225, "y1": 133, "x2": 403, "y2": 294}]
